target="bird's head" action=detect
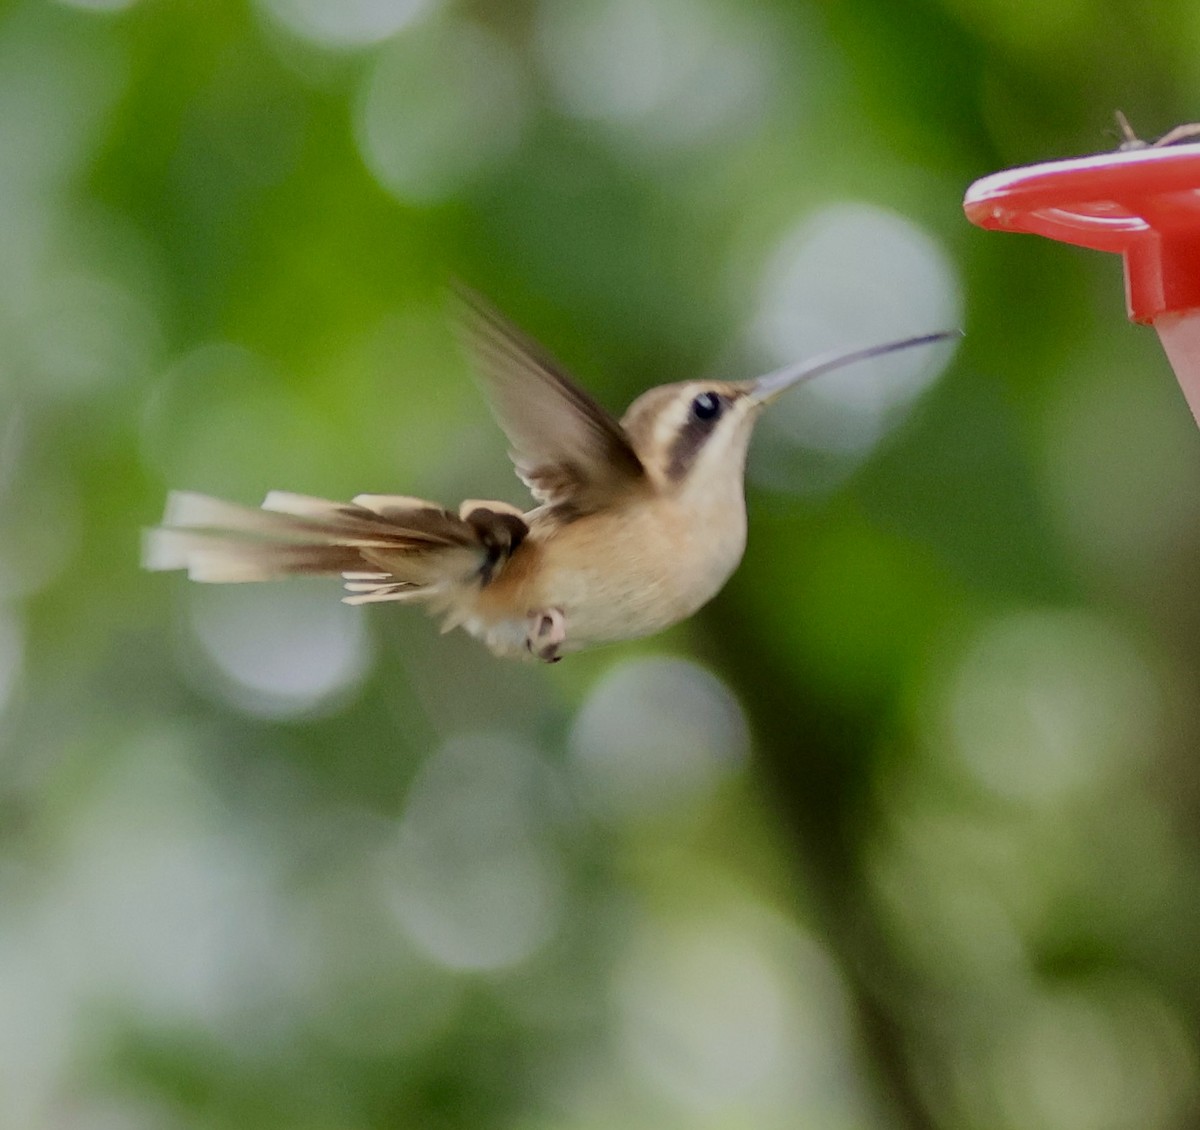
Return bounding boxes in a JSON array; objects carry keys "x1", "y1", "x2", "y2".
[{"x1": 622, "y1": 331, "x2": 959, "y2": 496}]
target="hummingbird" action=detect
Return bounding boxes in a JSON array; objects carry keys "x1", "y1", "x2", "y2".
[{"x1": 145, "y1": 292, "x2": 956, "y2": 662}]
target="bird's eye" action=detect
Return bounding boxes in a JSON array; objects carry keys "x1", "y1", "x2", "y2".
[{"x1": 690, "y1": 392, "x2": 722, "y2": 422}]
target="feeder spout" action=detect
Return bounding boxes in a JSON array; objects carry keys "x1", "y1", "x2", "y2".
[{"x1": 1154, "y1": 310, "x2": 1200, "y2": 427}]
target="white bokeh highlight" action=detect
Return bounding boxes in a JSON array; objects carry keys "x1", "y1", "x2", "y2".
[
  {"x1": 382, "y1": 734, "x2": 565, "y2": 971},
  {"x1": 355, "y1": 20, "x2": 525, "y2": 204},
  {"x1": 613, "y1": 901, "x2": 863, "y2": 1119},
  {"x1": 748, "y1": 203, "x2": 961, "y2": 476},
  {"x1": 0, "y1": 12, "x2": 160, "y2": 409},
  {"x1": 0, "y1": 730, "x2": 297, "y2": 1127},
  {"x1": 257, "y1": 0, "x2": 438, "y2": 50},
  {"x1": 0, "y1": 611, "x2": 21, "y2": 720},
  {"x1": 53, "y1": 0, "x2": 141, "y2": 10},
  {"x1": 42, "y1": 742, "x2": 280, "y2": 1024},
  {"x1": 569, "y1": 656, "x2": 749, "y2": 821},
  {"x1": 187, "y1": 581, "x2": 373, "y2": 720},
  {"x1": 536, "y1": 0, "x2": 773, "y2": 152},
  {"x1": 996, "y1": 980, "x2": 1198, "y2": 1130},
  {"x1": 939, "y1": 608, "x2": 1160, "y2": 803},
  {"x1": 25, "y1": 268, "x2": 161, "y2": 398},
  {"x1": 0, "y1": 13, "x2": 127, "y2": 199}
]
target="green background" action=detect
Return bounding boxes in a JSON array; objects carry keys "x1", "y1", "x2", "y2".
[{"x1": 3, "y1": 0, "x2": 1200, "y2": 1127}]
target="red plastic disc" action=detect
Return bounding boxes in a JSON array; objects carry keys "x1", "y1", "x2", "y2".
[{"x1": 964, "y1": 146, "x2": 1200, "y2": 323}]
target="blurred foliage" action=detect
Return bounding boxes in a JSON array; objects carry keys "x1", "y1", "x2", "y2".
[{"x1": 3, "y1": 0, "x2": 1200, "y2": 1128}]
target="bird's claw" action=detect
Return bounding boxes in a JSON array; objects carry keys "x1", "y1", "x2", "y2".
[{"x1": 527, "y1": 608, "x2": 566, "y2": 663}]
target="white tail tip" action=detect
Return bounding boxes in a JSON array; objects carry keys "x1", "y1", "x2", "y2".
[{"x1": 143, "y1": 528, "x2": 203, "y2": 572}]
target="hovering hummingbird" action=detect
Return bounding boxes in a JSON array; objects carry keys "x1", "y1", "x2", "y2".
[{"x1": 145, "y1": 292, "x2": 956, "y2": 662}]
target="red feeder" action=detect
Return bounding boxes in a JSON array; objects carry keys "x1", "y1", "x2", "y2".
[{"x1": 964, "y1": 145, "x2": 1200, "y2": 426}]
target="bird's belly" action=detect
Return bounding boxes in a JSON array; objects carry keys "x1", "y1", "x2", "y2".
[
  {"x1": 547, "y1": 565, "x2": 701, "y2": 643},
  {"x1": 465, "y1": 504, "x2": 746, "y2": 656},
  {"x1": 462, "y1": 614, "x2": 532, "y2": 659},
  {"x1": 536, "y1": 517, "x2": 745, "y2": 648},
  {"x1": 464, "y1": 566, "x2": 691, "y2": 658}
]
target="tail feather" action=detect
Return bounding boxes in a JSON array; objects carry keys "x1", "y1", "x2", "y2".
[
  {"x1": 166, "y1": 490, "x2": 387, "y2": 545},
  {"x1": 162, "y1": 489, "x2": 467, "y2": 548},
  {"x1": 262, "y1": 491, "x2": 358, "y2": 520},
  {"x1": 144, "y1": 528, "x2": 365, "y2": 582},
  {"x1": 352, "y1": 493, "x2": 445, "y2": 516},
  {"x1": 341, "y1": 584, "x2": 432, "y2": 606},
  {"x1": 164, "y1": 491, "x2": 303, "y2": 535},
  {"x1": 144, "y1": 490, "x2": 531, "y2": 611},
  {"x1": 263, "y1": 491, "x2": 445, "y2": 529}
]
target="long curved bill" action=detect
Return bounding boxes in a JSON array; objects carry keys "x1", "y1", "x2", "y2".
[{"x1": 746, "y1": 329, "x2": 962, "y2": 407}]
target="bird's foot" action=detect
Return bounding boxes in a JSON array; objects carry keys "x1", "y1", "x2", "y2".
[{"x1": 526, "y1": 607, "x2": 566, "y2": 663}]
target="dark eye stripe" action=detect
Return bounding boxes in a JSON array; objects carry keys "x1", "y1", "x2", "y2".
[{"x1": 666, "y1": 392, "x2": 727, "y2": 481}]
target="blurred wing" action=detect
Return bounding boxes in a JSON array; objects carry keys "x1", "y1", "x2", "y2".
[{"x1": 454, "y1": 287, "x2": 645, "y2": 514}]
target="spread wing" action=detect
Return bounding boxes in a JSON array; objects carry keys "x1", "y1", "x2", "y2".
[{"x1": 454, "y1": 287, "x2": 645, "y2": 515}]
